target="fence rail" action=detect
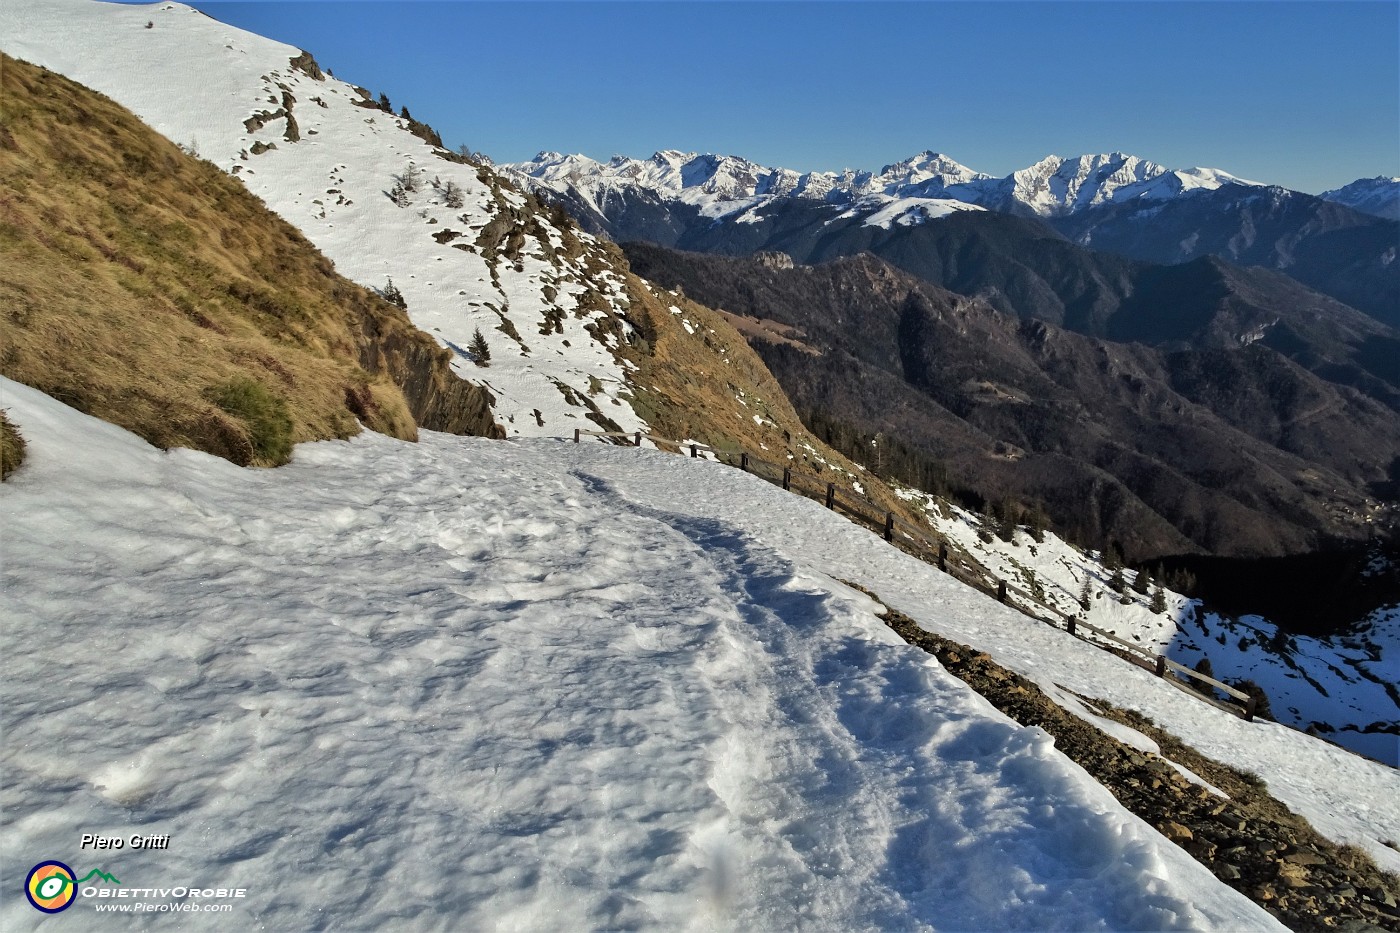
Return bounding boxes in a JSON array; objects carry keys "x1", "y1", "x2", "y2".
[{"x1": 570, "y1": 428, "x2": 1259, "y2": 721}]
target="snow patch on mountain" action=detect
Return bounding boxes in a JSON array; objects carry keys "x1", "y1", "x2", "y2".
[
  {"x1": 987, "y1": 153, "x2": 1260, "y2": 215},
  {"x1": 0, "y1": 0, "x2": 650, "y2": 440},
  {"x1": 894, "y1": 489, "x2": 1400, "y2": 767},
  {"x1": 840, "y1": 195, "x2": 986, "y2": 229},
  {"x1": 505, "y1": 147, "x2": 1261, "y2": 225},
  {"x1": 1321, "y1": 176, "x2": 1400, "y2": 220}
]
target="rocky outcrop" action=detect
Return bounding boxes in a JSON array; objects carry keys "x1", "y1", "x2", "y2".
[{"x1": 354, "y1": 319, "x2": 503, "y2": 439}]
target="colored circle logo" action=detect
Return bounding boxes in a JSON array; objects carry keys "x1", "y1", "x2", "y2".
[{"x1": 25, "y1": 861, "x2": 77, "y2": 913}]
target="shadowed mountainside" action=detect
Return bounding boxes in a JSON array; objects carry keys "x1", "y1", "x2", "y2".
[{"x1": 625, "y1": 243, "x2": 1400, "y2": 562}]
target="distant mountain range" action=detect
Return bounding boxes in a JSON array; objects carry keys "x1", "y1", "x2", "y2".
[
  {"x1": 507, "y1": 149, "x2": 1258, "y2": 222},
  {"x1": 503, "y1": 151, "x2": 1400, "y2": 329}
]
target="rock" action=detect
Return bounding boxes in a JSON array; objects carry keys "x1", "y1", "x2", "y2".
[
  {"x1": 1161, "y1": 821, "x2": 1194, "y2": 843},
  {"x1": 1276, "y1": 861, "x2": 1311, "y2": 889},
  {"x1": 1188, "y1": 838, "x2": 1218, "y2": 861},
  {"x1": 1218, "y1": 863, "x2": 1242, "y2": 881},
  {"x1": 1282, "y1": 848, "x2": 1327, "y2": 867}
]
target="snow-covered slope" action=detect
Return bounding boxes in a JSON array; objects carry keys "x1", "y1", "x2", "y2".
[
  {"x1": 1321, "y1": 176, "x2": 1400, "y2": 220},
  {"x1": 510, "y1": 149, "x2": 992, "y2": 224},
  {"x1": 895, "y1": 489, "x2": 1400, "y2": 765},
  {"x1": 8, "y1": 375, "x2": 1377, "y2": 930},
  {"x1": 505, "y1": 147, "x2": 1259, "y2": 225},
  {"x1": 0, "y1": 0, "x2": 664, "y2": 441},
  {"x1": 977, "y1": 153, "x2": 1259, "y2": 216}
]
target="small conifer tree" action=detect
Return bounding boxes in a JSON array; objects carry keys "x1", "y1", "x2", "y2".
[
  {"x1": 1150, "y1": 584, "x2": 1167, "y2": 614},
  {"x1": 378, "y1": 92, "x2": 391, "y2": 112},
  {"x1": 442, "y1": 180, "x2": 464, "y2": 209},
  {"x1": 382, "y1": 278, "x2": 406, "y2": 309},
  {"x1": 1132, "y1": 566, "x2": 1150, "y2": 594},
  {"x1": 469, "y1": 328, "x2": 491, "y2": 367},
  {"x1": 1078, "y1": 577, "x2": 1093, "y2": 613},
  {"x1": 1191, "y1": 656, "x2": 1216, "y2": 696}
]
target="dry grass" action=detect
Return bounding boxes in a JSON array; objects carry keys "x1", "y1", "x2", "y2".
[
  {"x1": 609, "y1": 258, "x2": 950, "y2": 536},
  {"x1": 0, "y1": 54, "x2": 447, "y2": 465},
  {"x1": 0, "y1": 411, "x2": 24, "y2": 480}
]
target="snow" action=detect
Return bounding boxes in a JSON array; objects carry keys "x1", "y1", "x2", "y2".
[
  {"x1": 890, "y1": 489, "x2": 1400, "y2": 766},
  {"x1": 0, "y1": 0, "x2": 651, "y2": 441},
  {"x1": 0, "y1": 378, "x2": 1305, "y2": 930},
  {"x1": 1320, "y1": 176, "x2": 1400, "y2": 220},
  {"x1": 3, "y1": 2, "x2": 1396, "y2": 926},
  {"x1": 505, "y1": 146, "x2": 1263, "y2": 223},
  {"x1": 838, "y1": 195, "x2": 986, "y2": 230}
]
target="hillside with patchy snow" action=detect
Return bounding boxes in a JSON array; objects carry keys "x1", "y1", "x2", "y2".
[
  {"x1": 893, "y1": 488, "x2": 1400, "y2": 765},
  {"x1": 0, "y1": 0, "x2": 819, "y2": 457}
]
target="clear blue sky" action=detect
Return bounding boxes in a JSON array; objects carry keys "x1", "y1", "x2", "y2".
[{"x1": 168, "y1": 1, "x2": 1397, "y2": 193}]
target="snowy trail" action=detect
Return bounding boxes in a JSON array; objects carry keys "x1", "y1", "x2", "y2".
[
  {"x1": 567, "y1": 444, "x2": 1400, "y2": 875},
  {"x1": 0, "y1": 380, "x2": 1283, "y2": 930}
]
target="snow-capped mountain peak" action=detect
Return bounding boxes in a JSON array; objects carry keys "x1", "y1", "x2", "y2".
[
  {"x1": 997, "y1": 152, "x2": 1260, "y2": 215},
  {"x1": 1320, "y1": 175, "x2": 1400, "y2": 220},
  {"x1": 503, "y1": 147, "x2": 1264, "y2": 228}
]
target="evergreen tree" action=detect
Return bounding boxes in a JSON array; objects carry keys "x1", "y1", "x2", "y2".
[
  {"x1": 469, "y1": 328, "x2": 491, "y2": 367},
  {"x1": 442, "y1": 180, "x2": 464, "y2": 209},
  {"x1": 1026, "y1": 503, "x2": 1048, "y2": 544},
  {"x1": 378, "y1": 92, "x2": 391, "y2": 112},
  {"x1": 382, "y1": 278, "x2": 406, "y2": 309},
  {"x1": 1078, "y1": 577, "x2": 1093, "y2": 613},
  {"x1": 400, "y1": 105, "x2": 412, "y2": 120},
  {"x1": 1226, "y1": 678, "x2": 1274, "y2": 721},
  {"x1": 1150, "y1": 584, "x2": 1167, "y2": 614},
  {"x1": 1103, "y1": 543, "x2": 1123, "y2": 571},
  {"x1": 1109, "y1": 566, "x2": 1126, "y2": 593},
  {"x1": 1191, "y1": 656, "x2": 1216, "y2": 697},
  {"x1": 996, "y1": 499, "x2": 1017, "y2": 543}
]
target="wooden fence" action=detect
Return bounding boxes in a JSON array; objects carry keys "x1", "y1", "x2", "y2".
[{"x1": 571, "y1": 428, "x2": 1259, "y2": 721}]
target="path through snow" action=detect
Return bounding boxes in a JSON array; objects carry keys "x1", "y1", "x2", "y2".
[{"x1": 0, "y1": 379, "x2": 1284, "y2": 930}]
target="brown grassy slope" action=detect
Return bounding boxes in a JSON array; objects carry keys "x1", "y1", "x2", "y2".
[
  {"x1": 609, "y1": 257, "x2": 958, "y2": 538},
  {"x1": 0, "y1": 54, "x2": 499, "y2": 466}
]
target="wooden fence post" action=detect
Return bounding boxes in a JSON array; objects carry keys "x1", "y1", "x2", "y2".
[
  {"x1": 997, "y1": 580, "x2": 1007, "y2": 603},
  {"x1": 573, "y1": 428, "x2": 581, "y2": 443},
  {"x1": 883, "y1": 512, "x2": 894, "y2": 542},
  {"x1": 740, "y1": 453, "x2": 748, "y2": 472},
  {"x1": 825, "y1": 483, "x2": 835, "y2": 509},
  {"x1": 1244, "y1": 694, "x2": 1257, "y2": 723},
  {"x1": 1154, "y1": 656, "x2": 1166, "y2": 677},
  {"x1": 1067, "y1": 616, "x2": 1077, "y2": 636},
  {"x1": 634, "y1": 431, "x2": 642, "y2": 447},
  {"x1": 938, "y1": 543, "x2": 947, "y2": 572},
  {"x1": 690, "y1": 444, "x2": 698, "y2": 458},
  {"x1": 782, "y1": 467, "x2": 791, "y2": 490}
]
